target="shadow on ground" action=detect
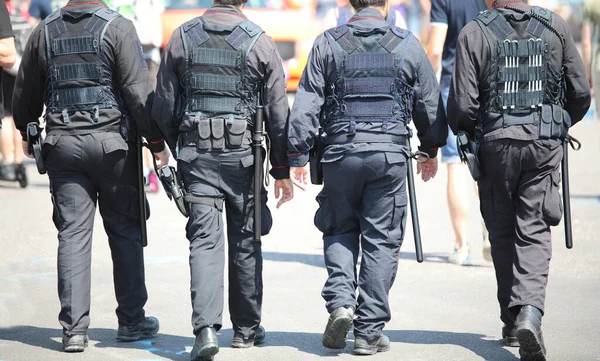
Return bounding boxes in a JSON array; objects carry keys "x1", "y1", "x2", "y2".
[{"x1": 0, "y1": 326, "x2": 518, "y2": 360}]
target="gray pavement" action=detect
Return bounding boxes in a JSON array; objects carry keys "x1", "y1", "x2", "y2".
[{"x1": 1, "y1": 117, "x2": 599, "y2": 361}]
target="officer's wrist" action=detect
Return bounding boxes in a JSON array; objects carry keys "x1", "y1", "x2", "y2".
[
  {"x1": 147, "y1": 139, "x2": 166, "y2": 153},
  {"x1": 418, "y1": 146, "x2": 438, "y2": 159}
]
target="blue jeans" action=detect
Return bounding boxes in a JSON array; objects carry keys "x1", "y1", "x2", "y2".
[{"x1": 440, "y1": 86, "x2": 461, "y2": 164}]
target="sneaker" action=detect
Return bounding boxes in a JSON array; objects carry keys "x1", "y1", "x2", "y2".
[
  {"x1": 482, "y1": 220, "x2": 492, "y2": 262},
  {"x1": 62, "y1": 334, "x2": 88, "y2": 353},
  {"x1": 116, "y1": 316, "x2": 159, "y2": 342},
  {"x1": 148, "y1": 171, "x2": 159, "y2": 193},
  {"x1": 448, "y1": 246, "x2": 471, "y2": 265}
]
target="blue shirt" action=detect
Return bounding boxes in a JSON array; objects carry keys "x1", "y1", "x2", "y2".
[
  {"x1": 28, "y1": 0, "x2": 53, "y2": 20},
  {"x1": 430, "y1": 0, "x2": 487, "y2": 89}
]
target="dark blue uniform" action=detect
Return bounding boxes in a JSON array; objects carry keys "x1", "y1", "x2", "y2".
[{"x1": 288, "y1": 8, "x2": 446, "y2": 341}]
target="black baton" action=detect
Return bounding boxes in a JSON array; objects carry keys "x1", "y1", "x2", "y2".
[
  {"x1": 253, "y1": 90, "x2": 265, "y2": 243},
  {"x1": 137, "y1": 136, "x2": 148, "y2": 247},
  {"x1": 407, "y1": 147, "x2": 424, "y2": 263},
  {"x1": 562, "y1": 135, "x2": 581, "y2": 249}
]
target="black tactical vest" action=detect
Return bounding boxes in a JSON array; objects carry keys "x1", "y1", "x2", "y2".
[
  {"x1": 323, "y1": 25, "x2": 414, "y2": 144},
  {"x1": 44, "y1": 7, "x2": 121, "y2": 127},
  {"x1": 178, "y1": 17, "x2": 263, "y2": 151},
  {"x1": 475, "y1": 6, "x2": 568, "y2": 139}
]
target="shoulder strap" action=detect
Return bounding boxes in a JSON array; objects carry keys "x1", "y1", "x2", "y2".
[
  {"x1": 326, "y1": 25, "x2": 360, "y2": 54},
  {"x1": 183, "y1": 17, "x2": 209, "y2": 47},
  {"x1": 526, "y1": 6, "x2": 553, "y2": 38},
  {"x1": 475, "y1": 9, "x2": 514, "y2": 40},
  {"x1": 378, "y1": 26, "x2": 409, "y2": 53},
  {"x1": 531, "y1": 6, "x2": 552, "y2": 21},
  {"x1": 226, "y1": 20, "x2": 263, "y2": 50}
]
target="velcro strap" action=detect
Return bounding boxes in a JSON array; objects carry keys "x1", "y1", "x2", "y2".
[
  {"x1": 192, "y1": 48, "x2": 239, "y2": 67},
  {"x1": 526, "y1": 18, "x2": 545, "y2": 37},
  {"x1": 184, "y1": 194, "x2": 224, "y2": 211},
  {"x1": 190, "y1": 73, "x2": 239, "y2": 92},
  {"x1": 336, "y1": 31, "x2": 361, "y2": 54},
  {"x1": 379, "y1": 29, "x2": 404, "y2": 53},
  {"x1": 84, "y1": 14, "x2": 108, "y2": 34},
  {"x1": 344, "y1": 99, "x2": 394, "y2": 117},
  {"x1": 345, "y1": 77, "x2": 394, "y2": 95},
  {"x1": 93, "y1": 7, "x2": 120, "y2": 22},
  {"x1": 327, "y1": 25, "x2": 350, "y2": 40},
  {"x1": 345, "y1": 52, "x2": 395, "y2": 71},
  {"x1": 56, "y1": 86, "x2": 104, "y2": 107},
  {"x1": 53, "y1": 36, "x2": 97, "y2": 55},
  {"x1": 187, "y1": 23, "x2": 210, "y2": 47},
  {"x1": 325, "y1": 132, "x2": 408, "y2": 145},
  {"x1": 189, "y1": 95, "x2": 240, "y2": 113},
  {"x1": 54, "y1": 63, "x2": 101, "y2": 82},
  {"x1": 46, "y1": 17, "x2": 67, "y2": 38},
  {"x1": 531, "y1": 6, "x2": 552, "y2": 21},
  {"x1": 489, "y1": 15, "x2": 514, "y2": 39}
]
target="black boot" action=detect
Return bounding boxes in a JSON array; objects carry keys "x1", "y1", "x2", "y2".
[
  {"x1": 117, "y1": 316, "x2": 160, "y2": 342},
  {"x1": 190, "y1": 326, "x2": 219, "y2": 361},
  {"x1": 15, "y1": 163, "x2": 27, "y2": 188},
  {"x1": 232, "y1": 325, "x2": 265, "y2": 348},
  {"x1": 322, "y1": 306, "x2": 355, "y2": 349},
  {"x1": 516, "y1": 305, "x2": 546, "y2": 361},
  {"x1": 62, "y1": 334, "x2": 88, "y2": 353},
  {"x1": 353, "y1": 334, "x2": 390, "y2": 355},
  {"x1": 502, "y1": 324, "x2": 519, "y2": 347}
]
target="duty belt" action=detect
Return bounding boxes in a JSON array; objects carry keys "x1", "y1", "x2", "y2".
[
  {"x1": 178, "y1": 129, "x2": 252, "y2": 148},
  {"x1": 324, "y1": 132, "x2": 408, "y2": 146}
]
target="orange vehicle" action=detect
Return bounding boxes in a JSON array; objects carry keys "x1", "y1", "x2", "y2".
[{"x1": 161, "y1": 0, "x2": 321, "y2": 91}]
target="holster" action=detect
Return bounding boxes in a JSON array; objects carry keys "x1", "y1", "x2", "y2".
[
  {"x1": 27, "y1": 123, "x2": 46, "y2": 175},
  {"x1": 309, "y1": 129, "x2": 324, "y2": 185},
  {"x1": 157, "y1": 165, "x2": 189, "y2": 217},
  {"x1": 456, "y1": 130, "x2": 481, "y2": 181}
]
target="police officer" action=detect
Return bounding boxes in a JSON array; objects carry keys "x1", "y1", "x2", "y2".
[
  {"x1": 448, "y1": 1, "x2": 591, "y2": 360},
  {"x1": 12, "y1": 0, "x2": 169, "y2": 352},
  {"x1": 151, "y1": 0, "x2": 293, "y2": 359},
  {"x1": 0, "y1": 0, "x2": 16, "y2": 129},
  {"x1": 288, "y1": 0, "x2": 447, "y2": 355}
]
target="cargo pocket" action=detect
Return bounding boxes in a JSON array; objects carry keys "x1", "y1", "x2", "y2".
[
  {"x1": 542, "y1": 171, "x2": 563, "y2": 226},
  {"x1": 241, "y1": 190, "x2": 273, "y2": 236},
  {"x1": 314, "y1": 193, "x2": 336, "y2": 235},
  {"x1": 101, "y1": 135, "x2": 128, "y2": 154},
  {"x1": 388, "y1": 192, "x2": 407, "y2": 245},
  {"x1": 224, "y1": 116, "x2": 248, "y2": 148}
]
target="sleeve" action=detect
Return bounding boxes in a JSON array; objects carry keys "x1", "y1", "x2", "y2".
[
  {"x1": 430, "y1": 0, "x2": 448, "y2": 26},
  {"x1": 12, "y1": 23, "x2": 45, "y2": 139},
  {"x1": 261, "y1": 38, "x2": 291, "y2": 180},
  {"x1": 150, "y1": 29, "x2": 183, "y2": 153},
  {"x1": 287, "y1": 35, "x2": 328, "y2": 167},
  {"x1": 113, "y1": 19, "x2": 165, "y2": 152},
  {"x1": 447, "y1": 27, "x2": 481, "y2": 136},
  {"x1": 559, "y1": 20, "x2": 592, "y2": 125},
  {"x1": 0, "y1": 2, "x2": 13, "y2": 38},
  {"x1": 410, "y1": 37, "x2": 447, "y2": 158}
]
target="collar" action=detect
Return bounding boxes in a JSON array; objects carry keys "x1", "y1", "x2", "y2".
[
  {"x1": 65, "y1": 0, "x2": 107, "y2": 6},
  {"x1": 348, "y1": 8, "x2": 386, "y2": 23},
  {"x1": 204, "y1": 4, "x2": 247, "y2": 19},
  {"x1": 491, "y1": 0, "x2": 525, "y2": 9}
]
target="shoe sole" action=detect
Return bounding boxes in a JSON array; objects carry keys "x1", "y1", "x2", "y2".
[
  {"x1": 353, "y1": 345, "x2": 390, "y2": 356},
  {"x1": 517, "y1": 325, "x2": 546, "y2": 361},
  {"x1": 322, "y1": 315, "x2": 353, "y2": 349},
  {"x1": 116, "y1": 329, "x2": 159, "y2": 342},
  {"x1": 191, "y1": 343, "x2": 219, "y2": 361}
]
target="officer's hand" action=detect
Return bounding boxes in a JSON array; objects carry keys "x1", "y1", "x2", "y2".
[
  {"x1": 274, "y1": 178, "x2": 294, "y2": 208},
  {"x1": 417, "y1": 156, "x2": 438, "y2": 182},
  {"x1": 290, "y1": 165, "x2": 309, "y2": 191},
  {"x1": 22, "y1": 140, "x2": 33, "y2": 159},
  {"x1": 153, "y1": 149, "x2": 170, "y2": 169}
]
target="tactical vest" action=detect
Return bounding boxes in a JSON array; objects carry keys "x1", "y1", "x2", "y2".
[
  {"x1": 323, "y1": 25, "x2": 414, "y2": 145},
  {"x1": 475, "y1": 6, "x2": 568, "y2": 139},
  {"x1": 337, "y1": 7, "x2": 396, "y2": 27},
  {"x1": 44, "y1": 7, "x2": 121, "y2": 127},
  {"x1": 178, "y1": 17, "x2": 263, "y2": 151}
]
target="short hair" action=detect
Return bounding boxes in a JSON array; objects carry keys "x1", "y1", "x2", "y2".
[
  {"x1": 349, "y1": 0, "x2": 387, "y2": 11},
  {"x1": 214, "y1": 0, "x2": 249, "y2": 6}
]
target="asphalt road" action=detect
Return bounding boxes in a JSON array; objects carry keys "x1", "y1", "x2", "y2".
[{"x1": 0, "y1": 115, "x2": 599, "y2": 361}]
